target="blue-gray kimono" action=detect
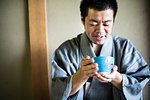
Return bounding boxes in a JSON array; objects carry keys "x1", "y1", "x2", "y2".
[{"x1": 51, "y1": 33, "x2": 150, "y2": 100}]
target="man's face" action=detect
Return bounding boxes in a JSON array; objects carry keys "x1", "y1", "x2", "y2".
[{"x1": 82, "y1": 8, "x2": 114, "y2": 46}]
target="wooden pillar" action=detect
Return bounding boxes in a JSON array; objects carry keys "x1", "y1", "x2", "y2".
[{"x1": 28, "y1": 0, "x2": 50, "y2": 100}]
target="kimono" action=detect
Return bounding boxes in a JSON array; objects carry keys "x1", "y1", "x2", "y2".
[{"x1": 51, "y1": 32, "x2": 150, "y2": 100}]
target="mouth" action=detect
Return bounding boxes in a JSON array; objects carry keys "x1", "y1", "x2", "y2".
[{"x1": 95, "y1": 36, "x2": 105, "y2": 40}]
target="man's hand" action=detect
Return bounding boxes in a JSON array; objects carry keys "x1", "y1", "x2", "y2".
[
  {"x1": 94, "y1": 65, "x2": 123, "y2": 90},
  {"x1": 70, "y1": 56, "x2": 98, "y2": 96},
  {"x1": 79, "y1": 56, "x2": 98, "y2": 78}
]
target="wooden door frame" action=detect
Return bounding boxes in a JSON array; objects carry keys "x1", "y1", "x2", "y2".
[{"x1": 28, "y1": 0, "x2": 50, "y2": 100}]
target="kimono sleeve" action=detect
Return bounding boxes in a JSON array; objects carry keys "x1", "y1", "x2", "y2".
[
  {"x1": 51, "y1": 43, "x2": 79, "y2": 100},
  {"x1": 120, "y1": 40, "x2": 150, "y2": 100},
  {"x1": 51, "y1": 59, "x2": 72, "y2": 100}
]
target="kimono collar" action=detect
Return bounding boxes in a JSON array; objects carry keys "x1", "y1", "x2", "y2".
[
  {"x1": 99, "y1": 34, "x2": 113, "y2": 57},
  {"x1": 80, "y1": 32, "x2": 113, "y2": 58}
]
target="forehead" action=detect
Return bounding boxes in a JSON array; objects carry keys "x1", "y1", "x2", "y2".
[{"x1": 87, "y1": 8, "x2": 114, "y2": 21}]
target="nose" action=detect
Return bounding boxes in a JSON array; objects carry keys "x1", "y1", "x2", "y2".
[{"x1": 96, "y1": 24, "x2": 105, "y2": 34}]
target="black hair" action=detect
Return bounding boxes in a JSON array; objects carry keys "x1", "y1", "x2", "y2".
[{"x1": 80, "y1": 0, "x2": 118, "y2": 22}]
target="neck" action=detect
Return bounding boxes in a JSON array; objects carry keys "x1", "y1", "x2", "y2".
[{"x1": 92, "y1": 43, "x2": 102, "y2": 56}]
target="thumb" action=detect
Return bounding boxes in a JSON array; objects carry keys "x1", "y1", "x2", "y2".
[{"x1": 113, "y1": 65, "x2": 118, "y2": 71}]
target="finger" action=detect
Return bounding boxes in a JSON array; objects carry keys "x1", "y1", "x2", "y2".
[
  {"x1": 99, "y1": 72, "x2": 115, "y2": 81},
  {"x1": 112, "y1": 65, "x2": 118, "y2": 72},
  {"x1": 94, "y1": 76, "x2": 109, "y2": 83},
  {"x1": 108, "y1": 65, "x2": 118, "y2": 77},
  {"x1": 83, "y1": 63, "x2": 98, "y2": 71},
  {"x1": 97, "y1": 74, "x2": 112, "y2": 82},
  {"x1": 97, "y1": 77, "x2": 112, "y2": 83},
  {"x1": 83, "y1": 59, "x2": 94, "y2": 66},
  {"x1": 84, "y1": 56, "x2": 90, "y2": 59},
  {"x1": 87, "y1": 71, "x2": 98, "y2": 77},
  {"x1": 80, "y1": 57, "x2": 94, "y2": 66},
  {"x1": 84, "y1": 66, "x2": 98, "y2": 77}
]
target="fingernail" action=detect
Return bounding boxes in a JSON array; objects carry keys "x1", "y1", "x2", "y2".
[{"x1": 85, "y1": 56, "x2": 90, "y2": 59}]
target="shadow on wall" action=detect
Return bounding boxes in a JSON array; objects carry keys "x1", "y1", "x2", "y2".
[{"x1": 143, "y1": 0, "x2": 150, "y2": 100}]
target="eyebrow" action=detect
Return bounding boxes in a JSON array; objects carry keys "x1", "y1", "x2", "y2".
[
  {"x1": 89, "y1": 19, "x2": 98, "y2": 23},
  {"x1": 89, "y1": 19, "x2": 112, "y2": 23},
  {"x1": 103, "y1": 20, "x2": 112, "y2": 23}
]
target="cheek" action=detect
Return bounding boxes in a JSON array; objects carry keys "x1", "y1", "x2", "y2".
[
  {"x1": 104, "y1": 28, "x2": 109, "y2": 34},
  {"x1": 104, "y1": 26, "x2": 112, "y2": 34},
  {"x1": 86, "y1": 26, "x2": 95, "y2": 34}
]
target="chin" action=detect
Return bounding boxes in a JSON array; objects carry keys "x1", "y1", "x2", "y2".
[
  {"x1": 97, "y1": 41, "x2": 105, "y2": 45},
  {"x1": 94, "y1": 42, "x2": 104, "y2": 46}
]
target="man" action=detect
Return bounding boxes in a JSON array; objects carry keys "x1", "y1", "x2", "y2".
[{"x1": 51, "y1": 0, "x2": 150, "y2": 100}]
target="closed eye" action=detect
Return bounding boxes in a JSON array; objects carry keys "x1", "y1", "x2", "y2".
[
  {"x1": 103, "y1": 24, "x2": 109, "y2": 26},
  {"x1": 89, "y1": 22, "x2": 98, "y2": 26},
  {"x1": 90, "y1": 23, "x2": 97, "y2": 26}
]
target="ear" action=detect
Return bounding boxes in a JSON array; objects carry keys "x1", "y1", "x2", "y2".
[{"x1": 81, "y1": 15, "x2": 85, "y2": 25}]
